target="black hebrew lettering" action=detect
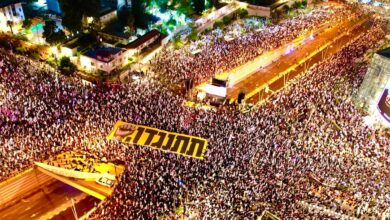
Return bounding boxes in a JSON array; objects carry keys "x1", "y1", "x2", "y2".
[
  {"x1": 189, "y1": 138, "x2": 206, "y2": 158},
  {"x1": 162, "y1": 134, "x2": 175, "y2": 150},
  {"x1": 186, "y1": 138, "x2": 202, "y2": 156},
  {"x1": 170, "y1": 136, "x2": 190, "y2": 153},
  {"x1": 132, "y1": 127, "x2": 145, "y2": 144},
  {"x1": 123, "y1": 136, "x2": 132, "y2": 143},
  {"x1": 144, "y1": 128, "x2": 159, "y2": 145},
  {"x1": 151, "y1": 132, "x2": 167, "y2": 149}
]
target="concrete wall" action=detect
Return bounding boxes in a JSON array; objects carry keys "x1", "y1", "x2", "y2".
[
  {"x1": 195, "y1": 3, "x2": 241, "y2": 33},
  {"x1": 0, "y1": 169, "x2": 55, "y2": 209},
  {"x1": 80, "y1": 51, "x2": 128, "y2": 73},
  {"x1": 246, "y1": 4, "x2": 271, "y2": 17}
]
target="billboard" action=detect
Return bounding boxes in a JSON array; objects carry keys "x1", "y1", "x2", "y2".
[{"x1": 107, "y1": 121, "x2": 208, "y2": 160}]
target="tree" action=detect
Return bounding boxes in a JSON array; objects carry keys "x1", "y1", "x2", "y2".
[
  {"x1": 237, "y1": 8, "x2": 248, "y2": 19},
  {"x1": 292, "y1": 1, "x2": 301, "y2": 9},
  {"x1": 222, "y1": 16, "x2": 232, "y2": 25},
  {"x1": 58, "y1": 0, "x2": 99, "y2": 33},
  {"x1": 188, "y1": 29, "x2": 198, "y2": 42},
  {"x1": 43, "y1": 20, "x2": 66, "y2": 45},
  {"x1": 59, "y1": 56, "x2": 76, "y2": 75},
  {"x1": 266, "y1": 18, "x2": 272, "y2": 26},
  {"x1": 22, "y1": 19, "x2": 32, "y2": 30},
  {"x1": 175, "y1": 0, "x2": 192, "y2": 15},
  {"x1": 131, "y1": 0, "x2": 149, "y2": 29},
  {"x1": 211, "y1": 0, "x2": 220, "y2": 8},
  {"x1": 118, "y1": 6, "x2": 135, "y2": 29},
  {"x1": 172, "y1": 35, "x2": 184, "y2": 49},
  {"x1": 7, "y1": 21, "x2": 14, "y2": 35},
  {"x1": 282, "y1": 5, "x2": 290, "y2": 14},
  {"x1": 213, "y1": 20, "x2": 224, "y2": 29},
  {"x1": 193, "y1": 0, "x2": 205, "y2": 14},
  {"x1": 302, "y1": 0, "x2": 308, "y2": 8}
]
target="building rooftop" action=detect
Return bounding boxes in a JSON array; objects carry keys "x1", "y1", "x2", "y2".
[
  {"x1": 85, "y1": 47, "x2": 122, "y2": 63},
  {"x1": 100, "y1": 20, "x2": 132, "y2": 40},
  {"x1": 126, "y1": 29, "x2": 161, "y2": 49},
  {"x1": 99, "y1": 7, "x2": 116, "y2": 17},
  {"x1": 0, "y1": 0, "x2": 23, "y2": 8},
  {"x1": 377, "y1": 47, "x2": 390, "y2": 58}
]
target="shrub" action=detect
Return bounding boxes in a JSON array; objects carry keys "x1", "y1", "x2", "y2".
[
  {"x1": 173, "y1": 40, "x2": 184, "y2": 50},
  {"x1": 282, "y1": 5, "x2": 290, "y2": 13},
  {"x1": 15, "y1": 47, "x2": 26, "y2": 54},
  {"x1": 188, "y1": 29, "x2": 198, "y2": 42},
  {"x1": 204, "y1": 27, "x2": 212, "y2": 34},
  {"x1": 46, "y1": 58, "x2": 57, "y2": 67},
  {"x1": 237, "y1": 8, "x2": 248, "y2": 18},
  {"x1": 22, "y1": 18, "x2": 32, "y2": 30},
  {"x1": 172, "y1": 35, "x2": 181, "y2": 43},
  {"x1": 30, "y1": 53, "x2": 40, "y2": 60},
  {"x1": 213, "y1": 20, "x2": 224, "y2": 29},
  {"x1": 302, "y1": 0, "x2": 308, "y2": 8},
  {"x1": 266, "y1": 18, "x2": 272, "y2": 26},
  {"x1": 292, "y1": 1, "x2": 301, "y2": 9},
  {"x1": 59, "y1": 56, "x2": 76, "y2": 75},
  {"x1": 15, "y1": 34, "x2": 28, "y2": 41},
  {"x1": 222, "y1": 16, "x2": 232, "y2": 25}
]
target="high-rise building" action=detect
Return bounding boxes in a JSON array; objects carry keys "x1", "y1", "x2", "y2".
[{"x1": 0, "y1": 0, "x2": 25, "y2": 33}]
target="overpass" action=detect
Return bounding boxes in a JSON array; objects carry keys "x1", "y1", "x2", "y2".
[{"x1": 34, "y1": 151, "x2": 125, "y2": 200}]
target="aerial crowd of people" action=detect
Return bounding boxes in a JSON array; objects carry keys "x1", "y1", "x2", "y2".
[
  {"x1": 0, "y1": 2, "x2": 389, "y2": 220},
  {"x1": 151, "y1": 4, "x2": 361, "y2": 87}
]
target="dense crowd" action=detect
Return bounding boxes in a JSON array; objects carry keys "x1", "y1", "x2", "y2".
[
  {"x1": 0, "y1": 4, "x2": 389, "y2": 220},
  {"x1": 151, "y1": 4, "x2": 361, "y2": 87}
]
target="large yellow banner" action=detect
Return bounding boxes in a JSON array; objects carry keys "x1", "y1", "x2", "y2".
[{"x1": 107, "y1": 121, "x2": 207, "y2": 160}]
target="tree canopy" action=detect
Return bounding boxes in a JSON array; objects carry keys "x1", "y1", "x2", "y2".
[
  {"x1": 118, "y1": 6, "x2": 135, "y2": 29},
  {"x1": 192, "y1": 0, "x2": 205, "y2": 14},
  {"x1": 58, "y1": 0, "x2": 100, "y2": 33},
  {"x1": 131, "y1": 0, "x2": 149, "y2": 29},
  {"x1": 43, "y1": 20, "x2": 66, "y2": 45},
  {"x1": 59, "y1": 56, "x2": 76, "y2": 75}
]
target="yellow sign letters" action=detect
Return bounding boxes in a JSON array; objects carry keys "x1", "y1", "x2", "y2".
[{"x1": 107, "y1": 121, "x2": 207, "y2": 160}]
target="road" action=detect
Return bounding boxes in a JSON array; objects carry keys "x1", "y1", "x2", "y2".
[
  {"x1": 245, "y1": 18, "x2": 374, "y2": 104},
  {"x1": 225, "y1": 14, "x2": 372, "y2": 103},
  {"x1": 0, "y1": 181, "x2": 99, "y2": 220}
]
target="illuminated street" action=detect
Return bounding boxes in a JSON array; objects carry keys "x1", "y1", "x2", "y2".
[{"x1": 227, "y1": 15, "x2": 372, "y2": 102}]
